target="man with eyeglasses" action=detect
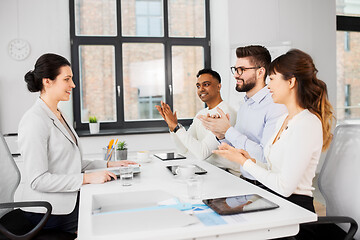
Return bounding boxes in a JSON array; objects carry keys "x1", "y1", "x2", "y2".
[
  {"x1": 155, "y1": 69, "x2": 240, "y2": 174},
  {"x1": 198, "y1": 45, "x2": 287, "y2": 186}
]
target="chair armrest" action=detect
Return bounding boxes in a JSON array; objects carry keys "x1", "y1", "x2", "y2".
[
  {"x1": 0, "y1": 201, "x2": 52, "y2": 240},
  {"x1": 303, "y1": 216, "x2": 358, "y2": 240}
]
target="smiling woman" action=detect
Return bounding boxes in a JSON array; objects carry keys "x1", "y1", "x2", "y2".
[
  {"x1": 24, "y1": 54, "x2": 75, "y2": 120},
  {"x1": 213, "y1": 49, "x2": 335, "y2": 239},
  {"x1": 18, "y1": 53, "x2": 138, "y2": 235}
]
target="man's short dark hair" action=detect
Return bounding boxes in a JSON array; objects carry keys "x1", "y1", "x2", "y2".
[
  {"x1": 236, "y1": 45, "x2": 271, "y2": 77},
  {"x1": 196, "y1": 68, "x2": 221, "y2": 83}
]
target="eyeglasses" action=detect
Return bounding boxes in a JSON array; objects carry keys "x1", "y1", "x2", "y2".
[{"x1": 230, "y1": 66, "x2": 261, "y2": 76}]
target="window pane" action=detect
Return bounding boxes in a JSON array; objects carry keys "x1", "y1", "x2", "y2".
[
  {"x1": 79, "y1": 45, "x2": 116, "y2": 122},
  {"x1": 122, "y1": 43, "x2": 165, "y2": 121},
  {"x1": 136, "y1": 17, "x2": 149, "y2": 36},
  {"x1": 172, "y1": 46, "x2": 204, "y2": 119},
  {"x1": 149, "y1": 1, "x2": 162, "y2": 15},
  {"x1": 149, "y1": 18, "x2": 162, "y2": 36},
  {"x1": 336, "y1": 0, "x2": 360, "y2": 16},
  {"x1": 136, "y1": 1, "x2": 148, "y2": 15},
  {"x1": 168, "y1": 0, "x2": 205, "y2": 37},
  {"x1": 336, "y1": 31, "x2": 360, "y2": 121},
  {"x1": 75, "y1": 0, "x2": 117, "y2": 36},
  {"x1": 122, "y1": 0, "x2": 163, "y2": 37}
]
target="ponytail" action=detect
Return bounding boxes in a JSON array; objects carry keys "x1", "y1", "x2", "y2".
[{"x1": 308, "y1": 78, "x2": 334, "y2": 151}]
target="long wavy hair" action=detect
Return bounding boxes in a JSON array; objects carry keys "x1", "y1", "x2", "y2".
[{"x1": 269, "y1": 49, "x2": 335, "y2": 150}]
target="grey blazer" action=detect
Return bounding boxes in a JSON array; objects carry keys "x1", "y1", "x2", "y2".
[{"x1": 18, "y1": 98, "x2": 106, "y2": 214}]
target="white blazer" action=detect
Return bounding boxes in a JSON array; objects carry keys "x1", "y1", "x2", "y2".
[{"x1": 18, "y1": 98, "x2": 106, "y2": 215}]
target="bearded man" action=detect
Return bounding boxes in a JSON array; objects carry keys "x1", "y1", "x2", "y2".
[{"x1": 198, "y1": 45, "x2": 287, "y2": 186}]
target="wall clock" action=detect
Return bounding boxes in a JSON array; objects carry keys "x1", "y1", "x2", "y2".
[{"x1": 8, "y1": 39, "x2": 31, "y2": 61}]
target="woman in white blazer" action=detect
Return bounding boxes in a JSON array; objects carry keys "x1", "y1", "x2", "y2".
[
  {"x1": 213, "y1": 49, "x2": 334, "y2": 239},
  {"x1": 18, "y1": 53, "x2": 135, "y2": 234}
]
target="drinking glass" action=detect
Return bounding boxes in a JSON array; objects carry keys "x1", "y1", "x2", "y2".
[
  {"x1": 119, "y1": 166, "x2": 133, "y2": 186},
  {"x1": 187, "y1": 176, "x2": 203, "y2": 199}
]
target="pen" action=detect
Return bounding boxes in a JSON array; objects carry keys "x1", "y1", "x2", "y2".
[
  {"x1": 107, "y1": 147, "x2": 115, "y2": 162},
  {"x1": 106, "y1": 139, "x2": 114, "y2": 160}
]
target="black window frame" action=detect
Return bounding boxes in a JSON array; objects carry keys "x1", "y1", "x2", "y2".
[
  {"x1": 337, "y1": 15, "x2": 360, "y2": 32},
  {"x1": 69, "y1": 0, "x2": 211, "y2": 136}
]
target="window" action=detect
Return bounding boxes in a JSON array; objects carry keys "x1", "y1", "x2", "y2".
[
  {"x1": 336, "y1": 0, "x2": 360, "y2": 122},
  {"x1": 122, "y1": 42, "x2": 165, "y2": 121},
  {"x1": 134, "y1": 0, "x2": 163, "y2": 37},
  {"x1": 70, "y1": 0, "x2": 210, "y2": 133}
]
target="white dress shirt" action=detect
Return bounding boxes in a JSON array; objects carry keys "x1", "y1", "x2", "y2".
[
  {"x1": 243, "y1": 109, "x2": 323, "y2": 197},
  {"x1": 170, "y1": 101, "x2": 240, "y2": 172},
  {"x1": 224, "y1": 87, "x2": 287, "y2": 179}
]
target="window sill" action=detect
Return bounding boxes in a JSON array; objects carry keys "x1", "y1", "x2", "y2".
[{"x1": 76, "y1": 126, "x2": 171, "y2": 137}]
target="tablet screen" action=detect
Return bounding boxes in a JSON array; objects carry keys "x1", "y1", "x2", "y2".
[{"x1": 203, "y1": 194, "x2": 279, "y2": 215}]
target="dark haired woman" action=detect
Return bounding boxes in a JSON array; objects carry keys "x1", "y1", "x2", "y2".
[
  {"x1": 213, "y1": 49, "x2": 334, "y2": 238},
  {"x1": 18, "y1": 53, "x2": 136, "y2": 233}
]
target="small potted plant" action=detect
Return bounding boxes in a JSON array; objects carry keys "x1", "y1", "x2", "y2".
[
  {"x1": 116, "y1": 140, "x2": 128, "y2": 160},
  {"x1": 89, "y1": 116, "x2": 100, "y2": 134}
]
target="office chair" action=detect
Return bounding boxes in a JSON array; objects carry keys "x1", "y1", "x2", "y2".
[
  {"x1": 0, "y1": 134, "x2": 76, "y2": 240},
  {"x1": 303, "y1": 124, "x2": 360, "y2": 240}
]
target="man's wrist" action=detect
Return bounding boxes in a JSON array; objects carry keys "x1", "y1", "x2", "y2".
[
  {"x1": 169, "y1": 123, "x2": 178, "y2": 132},
  {"x1": 216, "y1": 136, "x2": 225, "y2": 141},
  {"x1": 224, "y1": 125, "x2": 231, "y2": 133},
  {"x1": 172, "y1": 123, "x2": 182, "y2": 133}
]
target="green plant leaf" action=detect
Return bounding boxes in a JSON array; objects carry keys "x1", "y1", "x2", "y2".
[
  {"x1": 89, "y1": 116, "x2": 97, "y2": 123},
  {"x1": 117, "y1": 140, "x2": 127, "y2": 150}
]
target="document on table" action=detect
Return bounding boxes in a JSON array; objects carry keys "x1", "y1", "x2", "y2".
[{"x1": 190, "y1": 204, "x2": 246, "y2": 226}]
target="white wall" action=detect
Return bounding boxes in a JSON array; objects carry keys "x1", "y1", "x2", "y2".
[
  {"x1": 211, "y1": 0, "x2": 336, "y2": 108},
  {"x1": 0, "y1": 0, "x2": 73, "y2": 134},
  {"x1": 209, "y1": 0, "x2": 230, "y2": 103},
  {"x1": 1, "y1": 0, "x2": 336, "y2": 160}
]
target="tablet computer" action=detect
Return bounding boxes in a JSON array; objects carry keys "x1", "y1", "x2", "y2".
[
  {"x1": 166, "y1": 165, "x2": 207, "y2": 175},
  {"x1": 202, "y1": 194, "x2": 279, "y2": 215},
  {"x1": 154, "y1": 152, "x2": 186, "y2": 161}
]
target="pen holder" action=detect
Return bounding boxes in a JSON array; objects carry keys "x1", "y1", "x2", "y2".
[
  {"x1": 103, "y1": 147, "x2": 115, "y2": 161},
  {"x1": 116, "y1": 149, "x2": 128, "y2": 160}
]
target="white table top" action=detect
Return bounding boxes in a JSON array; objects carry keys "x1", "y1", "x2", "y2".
[{"x1": 78, "y1": 153, "x2": 317, "y2": 240}]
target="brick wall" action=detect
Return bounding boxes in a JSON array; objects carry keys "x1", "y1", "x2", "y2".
[{"x1": 337, "y1": 31, "x2": 360, "y2": 121}]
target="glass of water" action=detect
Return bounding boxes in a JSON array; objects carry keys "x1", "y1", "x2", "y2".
[
  {"x1": 119, "y1": 166, "x2": 133, "y2": 186},
  {"x1": 186, "y1": 175, "x2": 203, "y2": 199}
]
